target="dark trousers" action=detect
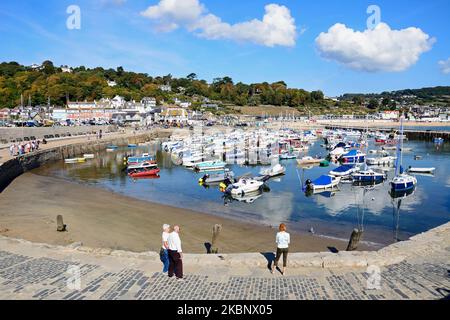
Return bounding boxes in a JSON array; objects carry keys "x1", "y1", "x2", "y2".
[
  {"x1": 168, "y1": 250, "x2": 183, "y2": 279},
  {"x1": 274, "y1": 247, "x2": 289, "y2": 268}
]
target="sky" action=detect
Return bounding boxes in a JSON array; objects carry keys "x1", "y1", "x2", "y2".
[{"x1": 0, "y1": 0, "x2": 449, "y2": 96}]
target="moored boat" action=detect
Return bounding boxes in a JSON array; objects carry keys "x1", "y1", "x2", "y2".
[
  {"x1": 297, "y1": 156, "x2": 323, "y2": 165},
  {"x1": 305, "y1": 175, "x2": 341, "y2": 191},
  {"x1": 407, "y1": 167, "x2": 436, "y2": 174},
  {"x1": 329, "y1": 165, "x2": 358, "y2": 177},
  {"x1": 128, "y1": 168, "x2": 161, "y2": 178},
  {"x1": 340, "y1": 150, "x2": 366, "y2": 164},
  {"x1": 351, "y1": 169, "x2": 385, "y2": 183},
  {"x1": 194, "y1": 160, "x2": 227, "y2": 172},
  {"x1": 226, "y1": 178, "x2": 264, "y2": 196},
  {"x1": 259, "y1": 164, "x2": 286, "y2": 177}
]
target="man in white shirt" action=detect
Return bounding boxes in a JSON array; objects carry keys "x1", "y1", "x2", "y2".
[{"x1": 167, "y1": 225, "x2": 183, "y2": 280}]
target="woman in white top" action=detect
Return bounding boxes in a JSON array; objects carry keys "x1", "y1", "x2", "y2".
[{"x1": 272, "y1": 223, "x2": 290, "y2": 275}]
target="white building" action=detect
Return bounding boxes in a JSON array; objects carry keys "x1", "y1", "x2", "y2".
[
  {"x1": 107, "y1": 80, "x2": 117, "y2": 87},
  {"x1": 141, "y1": 97, "x2": 157, "y2": 109}
]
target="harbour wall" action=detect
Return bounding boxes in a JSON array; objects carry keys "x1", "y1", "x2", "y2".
[
  {"x1": 0, "y1": 130, "x2": 172, "y2": 193},
  {"x1": 324, "y1": 125, "x2": 449, "y2": 141},
  {"x1": 0, "y1": 125, "x2": 118, "y2": 143}
]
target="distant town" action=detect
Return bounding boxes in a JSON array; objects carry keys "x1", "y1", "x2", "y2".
[{"x1": 0, "y1": 61, "x2": 449, "y2": 128}]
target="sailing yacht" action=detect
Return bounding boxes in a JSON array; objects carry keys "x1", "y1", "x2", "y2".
[{"x1": 390, "y1": 117, "x2": 417, "y2": 192}]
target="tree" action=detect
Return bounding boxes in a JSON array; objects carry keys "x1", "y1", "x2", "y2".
[{"x1": 367, "y1": 98, "x2": 379, "y2": 110}]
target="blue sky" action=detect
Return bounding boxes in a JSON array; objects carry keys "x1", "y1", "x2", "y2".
[{"x1": 0, "y1": 0, "x2": 449, "y2": 96}]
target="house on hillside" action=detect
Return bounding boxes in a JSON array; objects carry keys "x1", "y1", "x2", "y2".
[{"x1": 159, "y1": 84, "x2": 172, "y2": 92}]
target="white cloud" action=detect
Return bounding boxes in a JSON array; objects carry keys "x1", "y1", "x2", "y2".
[
  {"x1": 141, "y1": 0, "x2": 296, "y2": 47},
  {"x1": 315, "y1": 22, "x2": 435, "y2": 72},
  {"x1": 439, "y1": 58, "x2": 450, "y2": 74}
]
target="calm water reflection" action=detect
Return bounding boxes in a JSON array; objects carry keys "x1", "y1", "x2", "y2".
[{"x1": 34, "y1": 139, "x2": 450, "y2": 246}]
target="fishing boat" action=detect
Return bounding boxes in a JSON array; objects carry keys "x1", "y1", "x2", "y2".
[
  {"x1": 194, "y1": 160, "x2": 227, "y2": 172},
  {"x1": 259, "y1": 164, "x2": 286, "y2": 177},
  {"x1": 407, "y1": 167, "x2": 436, "y2": 174},
  {"x1": 434, "y1": 137, "x2": 444, "y2": 144},
  {"x1": 340, "y1": 150, "x2": 366, "y2": 164},
  {"x1": 391, "y1": 118, "x2": 417, "y2": 192},
  {"x1": 198, "y1": 170, "x2": 234, "y2": 184},
  {"x1": 305, "y1": 175, "x2": 340, "y2": 191},
  {"x1": 297, "y1": 156, "x2": 323, "y2": 165},
  {"x1": 128, "y1": 144, "x2": 138, "y2": 148},
  {"x1": 226, "y1": 178, "x2": 264, "y2": 196},
  {"x1": 329, "y1": 165, "x2": 358, "y2": 177},
  {"x1": 83, "y1": 154, "x2": 95, "y2": 159},
  {"x1": 128, "y1": 167, "x2": 161, "y2": 178}
]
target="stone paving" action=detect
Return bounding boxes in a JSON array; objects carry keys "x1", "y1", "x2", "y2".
[{"x1": 0, "y1": 232, "x2": 448, "y2": 300}]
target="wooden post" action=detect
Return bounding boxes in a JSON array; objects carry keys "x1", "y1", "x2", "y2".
[
  {"x1": 211, "y1": 224, "x2": 222, "y2": 254},
  {"x1": 57, "y1": 215, "x2": 66, "y2": 232},
  {"x1": 346, "y1": 228, "x2": 363, "y2": 251}
]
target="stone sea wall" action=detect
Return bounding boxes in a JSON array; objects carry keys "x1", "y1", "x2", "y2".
[
  {"x1": 0, "y1": 130, "x2": 172, "y2": 193},
  {"x1": 1, "y1": 221, "x2": 448, "y2": 269}
]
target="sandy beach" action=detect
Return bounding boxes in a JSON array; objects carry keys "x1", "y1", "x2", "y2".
[{"x1": 0, "y1": 172, "x2": 372, "y2": 254}]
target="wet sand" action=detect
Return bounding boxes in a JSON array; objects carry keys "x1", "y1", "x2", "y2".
[{"x1": 0, "y1": 172, "x2": 372, "y2": 254}]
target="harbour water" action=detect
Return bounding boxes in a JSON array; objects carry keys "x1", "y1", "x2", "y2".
[{"x1": 34, "y1": 137, "x2": 450, "y2": 247}]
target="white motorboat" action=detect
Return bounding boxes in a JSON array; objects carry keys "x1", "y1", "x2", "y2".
[
  {"x1": 227, "y1": 178, "x2": 264, "y2": 196},
  {"x1": 83, "y1": 154, "x2": 95, "y2": 159},
  {"x1": 366, "y1": 156, "x2": 396, "y2": 166},
  {"x1": 260, "y1": 164, "x2": 286, "y2": 177}
]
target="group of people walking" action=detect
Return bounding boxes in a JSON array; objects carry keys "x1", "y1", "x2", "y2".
[
  {"x1": 9, "y1": 140, "x2": 40, "y2": 157},
  {"x1": 159, "y1": 223, "x2": 291, "y2": 278}
]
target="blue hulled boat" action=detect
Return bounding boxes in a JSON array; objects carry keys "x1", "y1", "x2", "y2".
[
  {"x1": 340, "y1": 150, "x2": 366, "y2": 164},
  {"x1": 390, "y1": 117, "x2": 417, "y2": 192}
]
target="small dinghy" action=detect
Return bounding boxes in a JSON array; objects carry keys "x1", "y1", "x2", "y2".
[
  {"x1": 297, "y1": 156, "x2": 323, "y2": 165},
  {"x1": 83, "y1": 154, "x2": 95, "y2": 159},
  {"x1": 65, "y1": 158, "x2": 86, "y2": 164},
  {"x1": 407, "y1": 167, "x2": 436, "y2": 174},
  {"x1": 128, "y1": 168, "x2": 160, "y2": 178},
  {"x1": 198, "y1": 170, "x2": 234, "y2": 184}
]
